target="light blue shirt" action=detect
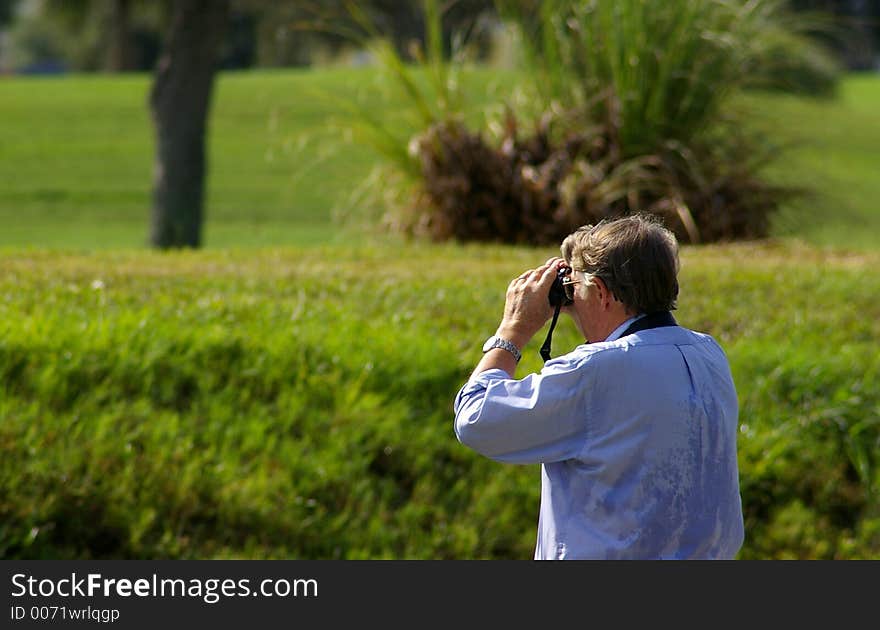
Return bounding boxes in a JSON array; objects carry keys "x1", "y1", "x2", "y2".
[{"x1": 453, "y1": 320, "x2": 744, "y2": 559}]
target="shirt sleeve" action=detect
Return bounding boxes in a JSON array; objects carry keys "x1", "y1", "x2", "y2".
[{"x1": 453, "y1": 356, "x2": 592, "y2": 465}]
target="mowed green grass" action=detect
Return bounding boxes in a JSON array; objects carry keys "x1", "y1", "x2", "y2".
[
  {"x1": 0, "y1": 69, "x2": 367, "y2": 248},
  {"x1": 749, "y1": 74, "x2": 880, "y2": 249},
  {"x1": 0, "y1": 66, "x2": 509, "y2": 249},
  {"x1": 1, "y1": 68, "x2": 878, "y2": 249}
]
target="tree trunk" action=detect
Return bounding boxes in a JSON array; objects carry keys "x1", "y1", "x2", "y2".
[
  {"x1": 105, "y1": 0, "x2": 133, "y2": 72},
  {"x1": 848, "y1": 0, "x2": 876, "y2": 70},
  {"x1": 149, "y1": 0, "x2": 229, "y2": 249}
]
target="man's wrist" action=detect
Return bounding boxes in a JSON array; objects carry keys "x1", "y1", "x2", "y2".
[
  {"x1": 494, "y1": 325, "x2": 530, "y2": 350},
  {"x1": 482, "y1": 335, "x2": 522, "y2": 363}
]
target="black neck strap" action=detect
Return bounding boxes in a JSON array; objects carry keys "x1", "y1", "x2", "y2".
[
  {"x1": 539, "y1": 303, "x2": 563, "y2": 362},
  {"x1": 619, "y1": 311, "x2": 677, "y2": 338},
  {"x1": 540, "y1": 310, "x2": 677, "y2": 362}
]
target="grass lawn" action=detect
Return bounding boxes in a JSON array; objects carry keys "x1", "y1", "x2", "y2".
[
  {"x1": 1, "y1": 241, "x2": 878, "y2": 558},
  {"x1": 1, "y1": 68, "x2": 878, "y2": 250},
  {"x1": 749, "y1": 73, "x2": 880, "y2": 250},
  {"x1": 0, "y1": 67, "x2": 509, "y2": 249}
]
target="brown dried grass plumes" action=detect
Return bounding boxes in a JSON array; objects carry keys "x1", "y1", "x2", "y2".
[{"x1": 392, "y1": 109, "x2": 794, "y2": 246}]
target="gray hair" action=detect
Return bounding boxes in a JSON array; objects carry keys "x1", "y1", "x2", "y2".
[{"x1": 560, "y1": 214, "x2": 680, "y2": 313}]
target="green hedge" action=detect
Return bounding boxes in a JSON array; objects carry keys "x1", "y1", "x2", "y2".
[{"x1": 1, "y1": 243, "x2": 877, "y2": 558}]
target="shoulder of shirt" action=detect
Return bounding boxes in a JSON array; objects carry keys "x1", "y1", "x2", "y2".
[{"x1": 563, "y1": 326, "x2": 719, "y2": 362}]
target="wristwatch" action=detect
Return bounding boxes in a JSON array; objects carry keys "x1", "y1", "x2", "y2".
[{"x1": 482, "y1": 335, "x2": 522, "y2": 363}]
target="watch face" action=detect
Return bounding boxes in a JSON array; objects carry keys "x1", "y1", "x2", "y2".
[{"x1": 482, "y1": 336, "x2": 498, "y2": 352}]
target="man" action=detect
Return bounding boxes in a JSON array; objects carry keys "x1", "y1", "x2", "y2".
[{"x1": 453, "y1": 214, "x2": 744, "y2": 559}]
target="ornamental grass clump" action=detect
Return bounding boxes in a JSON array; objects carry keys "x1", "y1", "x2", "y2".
[
  {"x1": 403, "y1": 108, "x2": 663, "y2": 245},
  {"x1": 343, "y1": 0, "x2": 837, "y2": 244},
  {"x1": 458, "y1": 0, "x2": 835, "y2": 244}
]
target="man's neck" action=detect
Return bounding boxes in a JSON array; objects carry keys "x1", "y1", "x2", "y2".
[
  {"x1": 591, "y1": 310, "x2": 634, "y2": 343},
  {"x1": 603, "y1": 314, "x2": 645, "y2": 342}
]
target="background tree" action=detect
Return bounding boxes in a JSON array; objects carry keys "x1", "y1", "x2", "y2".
[
  {"x1": 789, "y1": 0, "x2": 879, "y2": 69},
  {"x1": 0, "y1": 0, "x2": 19, "y2": 26},
  {"x1": 246, "y1": 0, "x2": 495, "y2": 67},
  {"x1": 149, "y1": 0, "x2": 229, "y2": 249},
  {"x1": 4, "y1": 0, "x2": 160, "y2": 72},
  {"x1": 105, "y1": 0, "x2": 134, "y2": 71}
]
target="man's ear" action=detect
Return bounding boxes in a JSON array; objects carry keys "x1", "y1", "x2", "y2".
[{"x1": 592, "y1": 276, "x2": 611, "y2": 308}]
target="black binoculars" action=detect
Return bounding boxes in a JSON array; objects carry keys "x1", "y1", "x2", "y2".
[{"x1": 548, "y1": 266, "x2": 574, "y2": 308}]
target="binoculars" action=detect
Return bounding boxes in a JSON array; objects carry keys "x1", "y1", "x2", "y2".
[{"x1": 548, "y1": 266, "x2": 574, "y2": 308}]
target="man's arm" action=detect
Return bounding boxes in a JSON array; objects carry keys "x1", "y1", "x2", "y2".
[
  {"x1": 454, "y1": 356, "x2": 592, "y2": 464},
  {"x1": 453, "y1": 256, "x2": 589, "y2": 465}
]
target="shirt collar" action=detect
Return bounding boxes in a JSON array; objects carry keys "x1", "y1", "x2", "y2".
[{"x1": 605, "y1": 314, "x2": 645, "y2": 342}]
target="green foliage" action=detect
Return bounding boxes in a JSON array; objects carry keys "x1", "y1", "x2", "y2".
[
  {"x1": 4, "y1": 9, "x2": 70, "y2": 70},
  {"x1": 487, "y1": 0, "x2": 843, "y2": 244},
  {"x1": 4, "y1": 0, "x2": 163, "y2": 72},
  {"x1": 745, "y1": 25, "x2": 841, "y2": 97},
  {"x1": 502, "y1": 0, "x2": 841, "y2": 147},
  {"x1": 1, "y1": 242, "x2": 878, "y2": 559},
  {"x1": 324, "y1": 0, "x2": 466, "y2": 178},
  {"x1": 309, "y1": 0, "x2": 499, "y2": 237},
  {"x1": 333, "y1": 0, "x2": 847, "y2": 246},
  {"x1": 0, "y1": 70, "x2": 878, "y2": 250}
]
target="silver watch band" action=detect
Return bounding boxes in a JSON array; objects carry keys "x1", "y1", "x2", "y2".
[{"x1": 483, "y1": 335, "x2": 522, "y2": 363}]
